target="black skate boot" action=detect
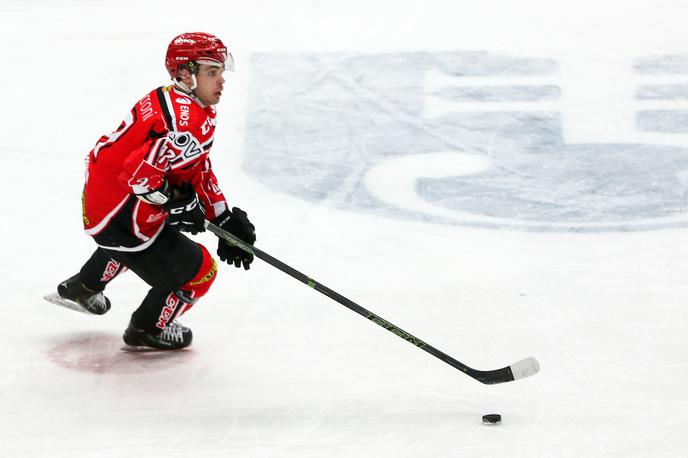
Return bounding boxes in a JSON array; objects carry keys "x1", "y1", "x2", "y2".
[
  {"x1": 44, "y1": 273, "x2": 111, "y2": 315},
  {"x1": 122, "y1": 320, "x2": 193, "y2": 350}
]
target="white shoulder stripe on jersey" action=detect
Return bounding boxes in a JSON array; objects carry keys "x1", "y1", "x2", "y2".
[{"x1": 162, "y1": 89, "x2": 178, "y2": 131}]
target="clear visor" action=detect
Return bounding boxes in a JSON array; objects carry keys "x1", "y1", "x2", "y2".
[{"x1": 196, "y1": 52, "x2": 235, "y2": 72}]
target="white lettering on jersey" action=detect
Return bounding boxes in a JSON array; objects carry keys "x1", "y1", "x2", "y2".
[
  {"x1": 200, "y1": 116, "x2": 216, "y2": 135},
  {"x1": 179, "y1": 105, "x2": 190, "y2": 127},
  {"x1": 139, "y1": 93, "x2": 155, "y2": 122}
]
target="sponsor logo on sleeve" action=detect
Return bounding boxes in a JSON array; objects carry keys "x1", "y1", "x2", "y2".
[{"x1": 179, "y1": 105, "x2": 190, "y2": 127}]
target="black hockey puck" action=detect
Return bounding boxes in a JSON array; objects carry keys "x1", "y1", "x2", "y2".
[{"x1": 482, "y1": 414, "x2": 501, "y2": 425}]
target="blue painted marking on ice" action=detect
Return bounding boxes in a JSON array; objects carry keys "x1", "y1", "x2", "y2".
[{"x1": 244, "y1": 51, "x2": 688, "y2": 232}]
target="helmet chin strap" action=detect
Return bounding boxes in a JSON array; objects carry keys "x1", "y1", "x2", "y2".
[
  {"x1": 174, "y1": 73, "x2": 197, "y2": 92},
  {"x1": 173, "y1": 75, "x2": 207, "y2": 107}
]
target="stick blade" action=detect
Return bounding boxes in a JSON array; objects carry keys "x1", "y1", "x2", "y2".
[
  {"x1": 510, "y1": 357, "x2": 540, "y2": 380},
  {"x1": 470, "y1": 357, "x2": 540, "y2": 384}
]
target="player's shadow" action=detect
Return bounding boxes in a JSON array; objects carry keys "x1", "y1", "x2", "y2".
[{"x1": 46, "y1": 332, "x2": 193, "y2": 374}]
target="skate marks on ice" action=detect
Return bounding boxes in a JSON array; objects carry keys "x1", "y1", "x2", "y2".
[
  {"x1": 244, "y1": 52, "x2": 688, "y2": 232},
  {"x1": 46, "y1": 332, "x2": 192, "y2": 374}
]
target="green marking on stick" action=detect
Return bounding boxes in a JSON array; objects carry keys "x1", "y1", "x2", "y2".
[{"x1": 366, "y1": 313, "x2": 427, "y2": 348}]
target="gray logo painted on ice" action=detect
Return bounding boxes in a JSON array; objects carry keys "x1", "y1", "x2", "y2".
[{"x1": 243, "y1": 52, "x2": 688, "y2": 232}]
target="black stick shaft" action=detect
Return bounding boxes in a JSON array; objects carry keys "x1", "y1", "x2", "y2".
[{"x1": 206, "y1": 221, "x2": 524, "y2": 384}]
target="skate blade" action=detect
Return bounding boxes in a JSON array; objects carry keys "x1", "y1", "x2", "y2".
[
  {"x1": 43, "y1": 292, "x2": 93, "y2": 315},
  {"x1": 120, "y1": 345, "x2": 162, "y2": 352},
  {"x1": 120, "y1": 345, "x2": 189, "y2": 352}
]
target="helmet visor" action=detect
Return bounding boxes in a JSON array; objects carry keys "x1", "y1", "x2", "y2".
[{"x1": 196, "y1": 52, "x2": 234, "y2": 72}]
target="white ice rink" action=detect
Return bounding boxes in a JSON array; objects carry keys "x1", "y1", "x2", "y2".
[{"x1": 2, "y1": 0, "x2": 688, "y2": 456}]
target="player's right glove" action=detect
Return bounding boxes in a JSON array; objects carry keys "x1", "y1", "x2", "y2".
[
  {"x1": 212, "y1": 207, "x2": 256, "y2": 270},
  {"x1": 162, "y1": 183, "x2": 206, "y2": 234}
]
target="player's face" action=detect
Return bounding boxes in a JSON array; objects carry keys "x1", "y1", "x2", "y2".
[{"x1": 195, "y1": 64, "x2": 225, "y2": 106}]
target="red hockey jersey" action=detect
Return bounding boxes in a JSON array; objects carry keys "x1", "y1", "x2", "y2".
[{"x1": 82, "y1": 85, "x2": 228, "y2": 251}]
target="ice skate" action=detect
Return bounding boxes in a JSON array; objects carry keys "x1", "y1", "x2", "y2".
[
  {"x1": 43, "y1": 274, "x2": 111, "y2": 315},
  {"x1": 122, "y1": 320, "x2": 193, "y2": 350}
]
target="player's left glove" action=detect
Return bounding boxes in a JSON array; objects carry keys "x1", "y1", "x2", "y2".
[
  {"x1": 213, "y1": 207, "x2": 256, "y2": 269},
  {"x1": 163, "y1": 183, "x2": 206, "y2": 234}
]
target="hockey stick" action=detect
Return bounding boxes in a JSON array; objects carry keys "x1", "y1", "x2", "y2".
[{"x1": 206, "y1": 221, "x2": 539, "y2": 385}]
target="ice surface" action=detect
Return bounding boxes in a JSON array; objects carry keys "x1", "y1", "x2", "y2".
[{"x1": 1, "y1": 0, "x2": 688, "y2": 457}]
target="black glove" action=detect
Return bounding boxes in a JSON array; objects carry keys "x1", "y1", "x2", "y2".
[
  {"x1": 163, "y1": 183, "x2": 206, "y2": 234},
  {"x1": 213, "y1": 207, "x2": 256, "y2": 269}
]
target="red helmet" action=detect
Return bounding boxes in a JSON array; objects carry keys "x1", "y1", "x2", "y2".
[{"x1": 165, "y1": 32, "x2": 233, "y2": 79}]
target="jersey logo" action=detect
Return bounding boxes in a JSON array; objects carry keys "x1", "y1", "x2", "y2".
[
  {"x1": 156, "y1": 132, "x2": 204, "y2": 167},
  {"x1": 201, "y1": 116, "x2": 216, "y2": 135},
  {"x1": 176, "y1": 97, "x2": 192, "y2": 105},
  {"x1": 179, "y1": 104, "x2": 191, "y2": 127}
]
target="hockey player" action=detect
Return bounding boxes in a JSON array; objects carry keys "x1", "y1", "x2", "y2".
[{"x1": 45, "y1": 32, "x2": 256, "y2": 350}]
